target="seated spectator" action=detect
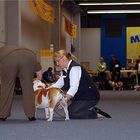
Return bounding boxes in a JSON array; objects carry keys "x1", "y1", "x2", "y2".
[
  {"x1": 97, "y1": 57, "x2": 107, "y2": 89},
  {"x1": 109, "y1": 54, "x2": 121, "y2": 82},
  {"x1": 43, "y1": 67, "x2": 55, "y2": 83}
]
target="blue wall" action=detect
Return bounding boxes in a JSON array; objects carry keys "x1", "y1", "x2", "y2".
[{"x1": 101, "y1": 15, "x2": 126, "y2": 69}]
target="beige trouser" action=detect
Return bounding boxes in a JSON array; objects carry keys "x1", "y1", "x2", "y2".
[{"x1": 0, "y1": 50, "x2": 37, "y2": 118}]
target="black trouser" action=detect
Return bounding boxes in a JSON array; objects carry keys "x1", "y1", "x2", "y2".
[
  {"x1": 112, "y1": 71, "x2": 120, "y2": 82},
  {"x1": 68, "y1": 100, "x2": 99, "y2": 119}
]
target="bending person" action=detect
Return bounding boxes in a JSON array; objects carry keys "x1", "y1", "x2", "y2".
[{"x1": 0, "y1": 45, "x2": 42, "y2": 121}]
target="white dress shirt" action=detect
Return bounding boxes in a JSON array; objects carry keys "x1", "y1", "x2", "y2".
[{"x1": 52, "y1": 60, "x2": 81, "y2": 97}]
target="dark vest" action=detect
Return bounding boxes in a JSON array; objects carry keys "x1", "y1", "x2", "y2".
[{"x1": 62, "y1": 61, "x2": 100, "y2": 101}]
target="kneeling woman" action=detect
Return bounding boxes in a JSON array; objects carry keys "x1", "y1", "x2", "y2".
[{"x1": 52, "y1": 50, "x2": 100, "y2": 119}]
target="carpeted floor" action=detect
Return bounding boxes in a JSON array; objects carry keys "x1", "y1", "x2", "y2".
[{"x1": 0, "y1": 90, "x2": 140, "y2": 140}]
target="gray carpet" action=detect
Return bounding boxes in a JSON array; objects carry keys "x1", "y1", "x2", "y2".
[{"x1": 0, "y1": 90, "x2": 140, "y2": 140}]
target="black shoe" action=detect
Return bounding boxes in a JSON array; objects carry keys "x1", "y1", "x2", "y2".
[
  {"x1": 0, "y1": 117, "x2": 7, "y2": 121},
  {"x1": 28, "y1": 117, "x2": 36, "y2": 121},
  {"x1": 94, "y1": 107, "x2": 112, "y2": 118}
]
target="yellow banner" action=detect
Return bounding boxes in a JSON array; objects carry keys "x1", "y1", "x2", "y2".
[
  {"x1": 29, "y1": 0, "x2": 55, "y2": 24},
  {"x1": 127, "y1": 27, "x2": 140, "y2": 59},
  {"x1": 64, "y1": 17, "x2": 77, "y2": 38},
  {"x1": 40, "y1": 49, "x2": 53, "y2": 56}
]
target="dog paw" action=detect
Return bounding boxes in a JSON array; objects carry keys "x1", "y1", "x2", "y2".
[
  {"x1": 65, "y1": 118, "x2": 70, "y2": 121},
  {"x1": 47, "y1": 118, "x2": 53, "y2": 122}
]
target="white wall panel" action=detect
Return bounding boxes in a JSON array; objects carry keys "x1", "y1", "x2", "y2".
[{"x1": 81, "y1": 28, "x2": 101, "y2": 70}]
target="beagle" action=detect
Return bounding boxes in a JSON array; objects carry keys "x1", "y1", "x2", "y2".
[
  {"x1": 109, "y1": 80, "x2": 123, "y2": 91},
  {"x1": 33, "y1": 79, "x2": 69, "y2": 121}
]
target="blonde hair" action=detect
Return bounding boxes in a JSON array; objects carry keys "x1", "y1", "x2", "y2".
[{"x1": 53, "y1": 49, "x2": 77, "y2": 61}]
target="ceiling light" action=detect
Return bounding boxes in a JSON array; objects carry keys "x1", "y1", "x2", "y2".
[
  {"x1": 87, "y1": 10, "x2": 140, "y2": 14},
  {"x1": 79, "y1": 2, "x2": 140, "y2": 6}
]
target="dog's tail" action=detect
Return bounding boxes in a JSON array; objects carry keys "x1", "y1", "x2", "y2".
[{"x1": 94, "y1": 107, "x2": 112, "y2": 118}]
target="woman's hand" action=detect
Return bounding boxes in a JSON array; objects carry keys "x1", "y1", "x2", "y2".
[{"x1": 66, "y1": 94, "x2": 73, "y2": 102}]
